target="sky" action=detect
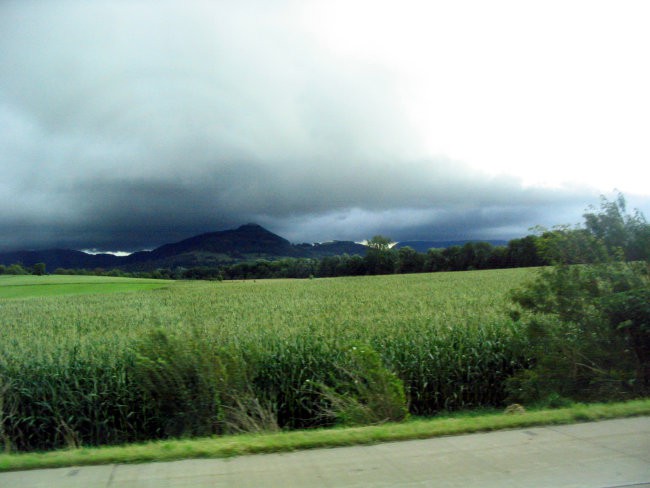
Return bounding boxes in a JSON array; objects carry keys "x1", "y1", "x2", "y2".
[{"x1": 1, "y1": 0, "x2": 649, "y2": 252}]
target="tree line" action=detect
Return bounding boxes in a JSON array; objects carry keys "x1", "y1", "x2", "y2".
[
  {"x1": 0, "y1": 262, "x2": 46, "y2": 276},
  {"x1": 219, "y1": 233, "x2": 552, "y2": 279},
  {"x1": 8, "y1": 234, "x2": 546, "y2": 280}
]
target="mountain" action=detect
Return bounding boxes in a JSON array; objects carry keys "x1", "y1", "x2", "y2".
[
  {"x1": 296, "y1": 240, "x2": 369, "y2": 257},
  {"x1": 0, "y1": 224, "x2": 368, "y2": 271},
  {"x1": 144, "y1": 224, "x2": 296, "y2": 258},
  {"x1": 120, "y1": 224, "x2": 299, "y2": 270},
  {"x1": 0, "y1": 249, "x2": 121, "y2": 271},
  {"x1": 395, "y1": 239, "x2": 508, "y2": 253},
  {"x1": 1, "y1": 225, "x2": 512, "y2": 272}
]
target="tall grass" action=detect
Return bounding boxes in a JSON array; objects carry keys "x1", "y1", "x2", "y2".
[{"x1": 0, "y1": 269, "x2": 534, "y2": 451}]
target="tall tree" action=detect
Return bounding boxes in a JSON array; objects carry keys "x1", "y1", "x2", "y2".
[
  {"x1": 396, "y1": 246, "x2": 425, "y2": 274},
  {"x1": 364, "y1": 235, "x2": 397, "y2": 275}
]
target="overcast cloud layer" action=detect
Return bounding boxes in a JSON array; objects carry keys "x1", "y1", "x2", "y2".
[{"x1": 1, "y1": 1, "x2": 649, "y2": 252}]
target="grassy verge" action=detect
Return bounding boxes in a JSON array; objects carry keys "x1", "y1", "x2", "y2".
[{"x1": 2, "y1": 398, "x2": 648, "y2": 472}]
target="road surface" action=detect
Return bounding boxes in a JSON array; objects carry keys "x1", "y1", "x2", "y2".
[{"x1": 2, "y1": 416, "x2": 649, "y2": 487}]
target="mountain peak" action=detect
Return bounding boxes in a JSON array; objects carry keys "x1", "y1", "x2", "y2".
[
  {"x1": 238, "y1": 223, "x2": 264, "y2": 230},
  {"x1": 0, "y1": 224, "x2": 368, "y2": 271}
]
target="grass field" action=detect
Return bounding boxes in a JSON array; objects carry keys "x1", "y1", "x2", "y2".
[
  {"x1": 0, "y1": 268, "x2": 536, "y2": 452},
  {"x1": 0, "y1": 275, "x2": 171, "y2": 299}
]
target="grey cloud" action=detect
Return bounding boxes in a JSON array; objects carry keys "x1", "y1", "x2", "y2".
[{"x1": 0, "y1": 1, "x2": 636, "y2": 252}]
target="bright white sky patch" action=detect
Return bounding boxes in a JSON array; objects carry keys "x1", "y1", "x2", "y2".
[
  {"x1": 82, "y1": 249, "x2": 132, "y2": 257},
  {"x1": 302, "y1": 0, "x2": 650, "y2": 193}
]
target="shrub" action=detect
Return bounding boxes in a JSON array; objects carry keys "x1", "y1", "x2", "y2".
[{"x1": 508, "y1": 195, "x2": 650, "y2": 403}]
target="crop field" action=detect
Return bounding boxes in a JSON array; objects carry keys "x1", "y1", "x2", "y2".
[
  {"x1": 0, "y1": 268, "x2": 536, "y2": 451},
  {"x1": 0, "y1": 275, "x2": 171, "y2": 299}
]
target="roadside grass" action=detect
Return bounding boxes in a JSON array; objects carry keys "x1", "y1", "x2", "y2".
[
  {"x1": 1, "y1": 398, "x2": 648, "y2": 472},
  {"x1": 0, "y1": 275, "x2": 171, "y2": 299}
]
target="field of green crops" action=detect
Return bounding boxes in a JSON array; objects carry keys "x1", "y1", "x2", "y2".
[
  {"x1": 0, "y1": 269, "x2": 536, "y2": 451},
  {"x1": 0, "y1": 275, "x2": 171, "y2": 299}
]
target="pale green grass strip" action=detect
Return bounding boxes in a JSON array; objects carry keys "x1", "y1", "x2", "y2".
[
  {"x1": 0, "y1": 275, "x2": 172, "y2": 298},
  {"x1": 1, "y1": 399, "x2": 648, "y2": 472}
]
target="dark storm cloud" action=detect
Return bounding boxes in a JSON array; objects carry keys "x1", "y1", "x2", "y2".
[{"x1": 0, "y1": 1, "x2": 619, "y2": 251}]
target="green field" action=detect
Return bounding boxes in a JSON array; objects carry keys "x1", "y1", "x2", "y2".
[
  {"x1": 0, "y1": 275, "x2": 171, "y2": 299},
  {"x1": 0, "y1": 269, "x2": 535, "y2": 452}
]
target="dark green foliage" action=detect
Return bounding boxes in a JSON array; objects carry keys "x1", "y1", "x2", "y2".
[
  {"x1": 441, "y1": 242, "x2": 503, "y2": 271},
  {"x1": 537, "y1": 228, "x2": 609, "y2": 265},
  {"x1": 317, "y1": 256, "x2": 343, "y2": 277},
  {"x1": 223, "y1": 258, "x2": 319, "y2": 279},
  {"x1": 505, "y1": 236, "x2": 546, "y2": 268},
  {"x1": 364, "y1": 236, "x2": 398, "y2": 275},
  {"x1": 423, "y1": 248, "x2": 446, "y2": 271},
  {"x1": 602, "y1": 287, "x2": 650, "y2": 388},
  {"x1": 583, "y1": 194, "x2": 650, "y2": 261},
  {"x1": 508, "y1": 195, "x2": 650, "y2": 403},
  {"x1": 396, "y1": 246, "x2": 425, "y2": 274},
  {"x1": 5, "y1": 263, "x2": 28, "y2": 275}
]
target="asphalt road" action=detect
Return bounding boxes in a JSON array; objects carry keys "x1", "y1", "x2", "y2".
[{"x1": 2, "y1": 417, "x2": 649, "y2": 488}]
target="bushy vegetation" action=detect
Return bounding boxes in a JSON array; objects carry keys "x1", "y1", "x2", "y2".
[
  {"x1": 0, "y1": 269, "x2": 531, "y2": 451},
  {"x1": 0, "y1": 263, "x2": 36, "y2": 276},
  {"x1": 507, "y1": 195, "x2": 650, "y2": 404}
]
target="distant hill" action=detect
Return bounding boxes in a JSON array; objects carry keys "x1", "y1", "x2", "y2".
[
  {"x1": 120, "y1": 224, "x2": 299, "y2": 270},
  {"x1": 0, "y1": 225, "x2": 512, "y2": 272},
  {"x1": 296, "y1": 240, "x2": 369, "y2": 257},
  {"x1": 0, "y1": 249, "x2": 121, "y2": 271},
  {"x1": 142, "y1": 224, "x2": 296, "y2": 258},
  {"x1": 0, "y1": 224, "x2": 369, "y2": 271},
  {"x1": 395, "y1": 240, "x2": 508, "y2": 253}
]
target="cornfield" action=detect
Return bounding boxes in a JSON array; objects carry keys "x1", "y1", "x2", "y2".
[{"x1": 0, "y1": 269, "x2": 534, "y2": 451}]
